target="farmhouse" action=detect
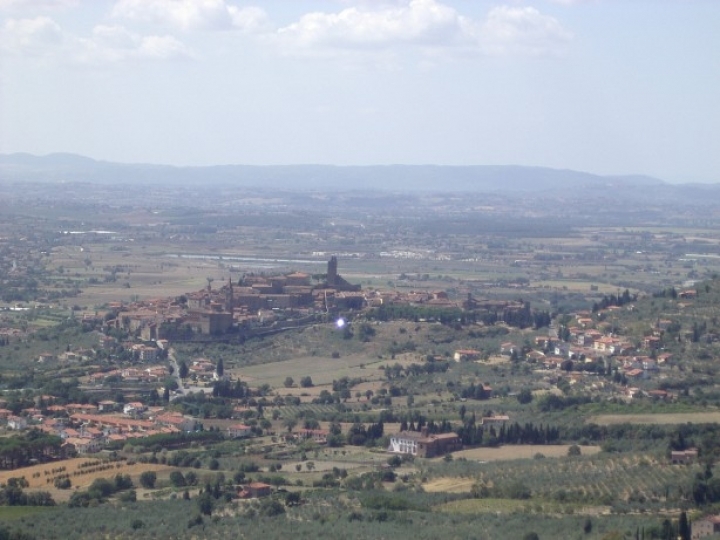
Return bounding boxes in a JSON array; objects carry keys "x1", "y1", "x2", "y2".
[
  {"x1": 64, "y1": 437, "x2": 102, "y2": 454},
  {"x1": 238, "y1": 482, "x2": 272, "y2": 499},
  {"x1": 226, "y1": 424, "x2": 253, "y2": 439},
  {"x1": 481, "y1": 415, "x2": 510, "y2": 425},
  {"x1": 155, "y1": 412, "x2": 196, "y2": 432},
  {"x1": 671, "y1": 448, "x2": 698, "y2": 465},
  {"x1": 37, "y1": 352, "x2": 55, "y2": 363},
  {"x1": 287, "y1": 429, "x2": 328, "y2": 444},
  {"x1": 6, "y1": 416, "x2": 27, "y2": 430},
  {"x1": 123, "y1": 402, "x2": 146, "y2": 415},
  {"x1": 388, "y1": 429, "x2": 461, "y2": 458},
  {"x1": 453, "y1": 349, "x2": 481, "y2": 362},
  {"x1": 692, "y1": 515, "x2": 720, "y2": 539}
]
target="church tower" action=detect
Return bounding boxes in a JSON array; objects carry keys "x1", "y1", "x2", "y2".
[
  {"x1": 224, "y1": 277, "x2": 234, "y2": 313},
  {"x1": 327, "y1": 256, "x2": 338, "y2": 287}
]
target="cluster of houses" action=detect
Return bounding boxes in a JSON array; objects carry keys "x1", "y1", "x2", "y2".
[
  {"x1": 88, "y1": 365, "x2": 170, "y2": 385},
  {"x1": 0, "y1": 394, "x2": 259, "y2": 455},
  {"x1": 37, "y1": 334, "x2": 164, "y2": 366},
  {"x1": 494, "y1": 310, "x2": 676, "y2": 381}
]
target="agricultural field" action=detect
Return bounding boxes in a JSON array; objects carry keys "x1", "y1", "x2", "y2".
[
  {"x1": 46, "y1": 244, "x2": 231, "y2": 308},
  {"x1": 588, "y1": 412, "x2": 720, "y2": 425},
  {"x1": 451, "y1": 444, "x2": 602, "y2": 461},
  {"x1": 422, "y1": 452, "x2": 698, "y2": 510},
  {"x1": 0, "y1": 458, "x2": 175, "y2": 502},
  {"x1": 235, "y1": 353, "x2": 386, "y2": 388}
]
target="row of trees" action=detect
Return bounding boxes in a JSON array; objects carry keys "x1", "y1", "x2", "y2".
[
  {"x1": 0, "y1": 431, "x2": 63, "y2": 470},
  {"x1": 367, "y1": 304, "x2": 552, "y2": 330},
  {"x1": 592, "y1": 289, "x2": 636, "y2": 312},
  {"x1": 68, "y1": 474, "x2": 135, "y2": 507},
  {"x1": 456, "y1": 419, "x2": 561, "y2": 447},
  {"x1": 0, "y1": 478, "x2": 54, "y2": 507}
]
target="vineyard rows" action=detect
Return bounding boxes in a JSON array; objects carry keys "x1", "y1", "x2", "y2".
[
  {"x1": 278, "y1": 404, "x2": 342, "y2": 417},
  {"x1": 425, "y1": 453, "x2": 698, "y2": 505}
]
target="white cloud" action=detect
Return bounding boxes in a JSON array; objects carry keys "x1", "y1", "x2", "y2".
[
  {"x1": 0, "y1": 0, "x2": 78, "y2": 10},
  {"x1": 111, "y1": 0, "x2": 269, "y2": 32},
  {"x1": 273, "y1": 0, "x2": 571, "y2": 58},
  {"x1": 227, "y1": 5, "x2": 270, "y2": 33},
  {"x1": 75, "y1": 24, "x2": 191, "y2": 63},
  {"x1": 479, "y1": 6, "x2": 573, "y2": 56},
  {"x1": 0, "y1": 16, "x2": 63, "y2": 55},
  {"x1": 0, "y1": 16, "x2": 191, "y2": 63},
  {"x1": 276, "y1": 0, "x2": 469, "y2": 50},
  {"x1": 546, "y1": 0, "x2": 596, "y2": 5}
]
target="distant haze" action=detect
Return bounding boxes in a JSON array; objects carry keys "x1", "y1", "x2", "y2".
[
  {"x1": 0, "y1": 152, "x2": 665, "y2": 192},
  {"x1": 0, "y1": 1, "x2": 718, "y2": 184}
]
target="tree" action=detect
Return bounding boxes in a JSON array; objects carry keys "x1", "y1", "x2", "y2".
[
  {"x1": 661, "y1": 519, "x2": 673, "y2": 540},
  {"x1": 114, "y1": 474, "x2": 133, "y2": 491},
  {"x1": 459, "y1": 404, "x2": 467, "y2": 420},
  {"x1": 197, "y1": 492, "x2": 213, "y2": 516},
  {"x1": 259, "y1": 499, "x2": 285, "y2": 517},
  {"x1": 216, "y1": 358, "x2": 224, "y2": 378},
  {"x1": 178, "y1": 360, "x2": 189, "y2": 380},
  {"x1": 517, "y1": 388, "x2": 533, "y2": 404},
  {"x1": 139, "y1": 471, "x2": 156, "y2": 489},
  {"x1": 284, "y1": 377, "x2": 294, "y2": 388},
  {"x1": 169, "y1": 471, "x2": 186, "y2": 487},
  {"x1": 300, "y1": 376, "x2": 313, "y2": 388},
  {"x1": 54, "y1": 477, "x2": 71, "y2": 489},
  {"x1": 185, "y1": 471, "x2": 197, "y2": 486},
  {"x1": 583, "y1": 518, "x2": 592, "y2": 534},
  {"x1": 567, "y1": 444, "x2": 582, "y2": 457},
  {"x1": 678, "y1": 511, "x2": 690, "y2": 540},
  {"x1": 284, "y1": 417, "x2": 298, "y2": 433},
  {"x1": 357, "y1": 323, "x2": 376, "y2": 342},
  {"x1": 88, "y1": 478, "x2": 115, "y2": 499}
]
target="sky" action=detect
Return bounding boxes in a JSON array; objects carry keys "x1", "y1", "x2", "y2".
[{"x1": 1, "y1": 0, "x2": 718, "y2": 183}]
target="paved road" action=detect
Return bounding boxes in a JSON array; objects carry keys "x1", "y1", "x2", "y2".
[{"x1": 168, "y1": 348, "x2": 212, "y2": 400}]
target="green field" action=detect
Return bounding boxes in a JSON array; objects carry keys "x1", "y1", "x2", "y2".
[{"x1": 0, "y1": 506, "x2": 56, "y2": 520}]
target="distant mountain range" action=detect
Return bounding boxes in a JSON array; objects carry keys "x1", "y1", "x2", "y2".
[{"x1": 0, "y1": 152, "x2": 678, "y2": 193}]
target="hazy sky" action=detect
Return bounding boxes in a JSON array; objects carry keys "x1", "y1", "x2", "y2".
[{"x1": 1, "y1": 0, "x2": 718, "y2": 182}]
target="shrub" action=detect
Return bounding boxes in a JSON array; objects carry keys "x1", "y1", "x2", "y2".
[
  {"x1": 54, "y1": 477, "x2": 71, "y2": 489},
  {"x1": 567, "y1": 445, "x2": 582, "y2": 457},
  {"x1": 169, "y1": 471, "x2": 186, "y2": 487},
  {"x1": 118, "y1": 490, "x2": 137, "y2": 503},
  {"x1": 185, "y1": 471, "x2": 198, "y2": 486},
  {"x1": 88, "y1": 478, "x2": 114, "y2": 499},
  {"x1": 197, "y1": 493, "x2": 213, "y2": 516},
  {"x1": 139, "y1": 471, "x2": 157, "y2": 489},
  {"x1": 187, "y1": 514, "x2": 203, "y2": 528},
  {"x1": 259, "y1": 499, "x2": 285, "y2": 517}
]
